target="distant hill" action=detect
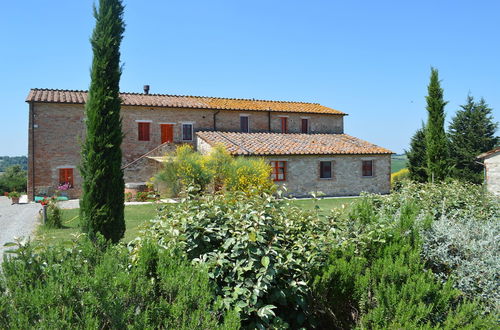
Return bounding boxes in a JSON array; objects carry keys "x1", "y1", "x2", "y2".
[
  {"x1": 391, "y1": 154, "x2": 408, "y2": 173},
  {"x1": 0, "y1": 156, "x2": 28, "y2": 172}
]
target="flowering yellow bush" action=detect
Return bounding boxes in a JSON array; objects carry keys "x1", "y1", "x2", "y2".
[
  {"x1": 155, "y1": 144, "x2": 274, "y2": 196},
  {"x1": 391, "y1": 168, "x2": 410, "y2": 189}
]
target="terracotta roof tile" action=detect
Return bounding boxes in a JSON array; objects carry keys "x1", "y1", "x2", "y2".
[
  {"x1": 26, "y1": 88, "x2": 345, "y2": 115},
  {"x1": 196, "y1": 131, "x2": 393, "y2": 156}
]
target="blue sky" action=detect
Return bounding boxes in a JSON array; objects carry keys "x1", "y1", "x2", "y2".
[{"x1": 1, "y1": 0, "x2": 498, "y2": 156}]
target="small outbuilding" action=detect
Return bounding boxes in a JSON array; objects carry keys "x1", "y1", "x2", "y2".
[{"x1": 477, "y1": 147, "x2": 500, "y2": 196}]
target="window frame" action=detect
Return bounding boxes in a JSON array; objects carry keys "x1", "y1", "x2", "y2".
[
  {"x1": 181, "y1": 122, "x2": 194, "y2": 141},
  {"x1": 137, "y1": 121, "x2": 151, "y2": 141},
  {"x1": 301, "y1": 118, "x2": 309, "y2": 133},
  {"x1": 280, "y1": 117, "x2": 288, "y2": 133},
  {"x1": 58, "y1": 168, "x2": 74, "y2": 187},
  {"x1": 319, "y1": 161, "x2": 332, "y2": 179},
  {"x1": 240, "y1": 115, "x2": 250, "y2": 133},
  {"x1": 270, "y1": 160, "x2": 287, "y2": 182},
  {"x1": 362, "y1": 160, "x2": 374, "y2": 177}
]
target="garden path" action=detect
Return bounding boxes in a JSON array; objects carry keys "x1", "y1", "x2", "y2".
[{"x1": 0, "y1": 196, "x2": 41, "y2": 262}]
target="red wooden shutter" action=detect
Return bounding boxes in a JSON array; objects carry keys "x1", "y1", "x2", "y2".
[
  {"x1": 281, "y1": 118, "x2": 288, "y2": 133},
  {"x1": 362, "y1": 160, "x2": 373, "y2": 177},
  {"x1": 138, "y1": 122, "x2": 150, "y2": 141},
  {"x1": 59, "y1": 168, "x2": 74, "y2": 186},
  {"x1": 161, "y1": 124, "x2": 174, "y2": 143}
]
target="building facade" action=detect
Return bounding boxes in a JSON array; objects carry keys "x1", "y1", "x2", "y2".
[
  {"x1": 26, "y1": 88, "x2": 392, "y2": 199},
  {"x1": 477, "y1": 148, "x2": 500, "y2": 196}
]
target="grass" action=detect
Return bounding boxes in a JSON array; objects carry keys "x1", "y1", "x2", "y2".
[
  {"x1": 391, "y1": 154, "x2": 408, "y2": 173},
  {"x1": 37, "y1": 203, "x2": 160, "y2": 245},
  {"x1": 290, "y1": 197, "x2": 359, "y2": 215},
  {"x1": 37, "y1": 197, "x2": 360, "y2": 245}
]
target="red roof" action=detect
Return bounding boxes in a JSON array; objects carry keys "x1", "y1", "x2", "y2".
[
  {"x1": 26, "y1": 88, "x2": 346, "y2": 115},
  {"x1": 196, "y1": 131, "x2": 393, "y2": 156}
]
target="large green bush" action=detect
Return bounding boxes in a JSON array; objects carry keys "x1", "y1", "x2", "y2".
[
  {"x1": 154, "y1": 144, "x2": 274, "y2": 197},
  {"x1": 312, "y1": 199, "x2": 496, "y2": 328},
  {"x1": 136, "y1": 191, "x2": 335, "y2": 328},
  {"x1": 0, "y1": 237, "x2": 239, "y2": 329},
  {"x1": 0, "y1": 165, "x2": 27, "y2": 194}
]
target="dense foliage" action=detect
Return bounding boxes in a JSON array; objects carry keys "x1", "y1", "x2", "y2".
[
  {"x1": 80, "y1": 0, "x2": 125, "y2": 243},
  {"x1": 406, "y1": 126, "x2": 428, "y2": 182},
  {"x1": 425, "y1": 67, "x2": 449, "y2": 182},
  {"x1": 136, "y1": 191, "x2": 334, "y2": 328},
  {"x1": 0, "y1": 237, "x2": 239, "y2": 329},
  {"x1": 155, "y1": 144, "x2": 274, "y2": 197},
  {"x1": 0, "y1": 156, "x2": 27, "y2": 172},
  {"x1": 448, "y1": 95, "x2": 499, "y2": 183},
  {"x1": 312, "y1": 200, "x2": 493, "y2": 329},
  {"x1": 0, "y1": 165, "x2": 26, "y2": 194}
]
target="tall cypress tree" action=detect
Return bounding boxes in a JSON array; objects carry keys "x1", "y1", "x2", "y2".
[
  {"x1": 425, "y1": 68, "x2": 449, "y2": 182},
  {"x1": 80, "y1": 0, "x2": 125, "y2": 243},
  {"x1": 448, "y1": 95, "x2": 498, "y2": 183},
  {"x1": 406, "y1": 124, "x2": 428, "y2": 182}
]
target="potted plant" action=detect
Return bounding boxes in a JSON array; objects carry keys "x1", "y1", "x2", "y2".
[
  {"x1": 8, "y1": 191, "x2": 21, "y2": 204},
  {"x1": 57, "y1": 182, "x2": 72, "y2": 198}
]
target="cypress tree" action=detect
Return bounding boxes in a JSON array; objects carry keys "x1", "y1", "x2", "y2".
[
  {"x1": 80, "y1": 0, "x2": 125, "y2": 243},
  {"x1": 406, "y1": 124, "x2": 428, "y2": 182},
  {"x1": 425, "y1": 68, "x2": 449, "y2": 182},
  {"x1": 448, "y1": 95, "x2": 498, "y2": 183}
]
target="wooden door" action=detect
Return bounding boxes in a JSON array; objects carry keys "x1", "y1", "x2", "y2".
[{"x1": 160, "y1": 124, "x2": 174, "y2": 143}]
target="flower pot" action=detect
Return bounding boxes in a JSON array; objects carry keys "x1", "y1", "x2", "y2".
[{"x1": 11, "y1": 197, "x2": 20, "y2": 204}]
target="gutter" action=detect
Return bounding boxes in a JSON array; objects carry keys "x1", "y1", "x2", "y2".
[{"x1": 29, "y1": 101, "x2": 35, "y2": 201}]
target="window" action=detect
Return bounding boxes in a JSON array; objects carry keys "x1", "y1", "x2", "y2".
[
  {"x1": 301, "y1": 118, "x2": 309, "y2": 133},
  {"x1": 138, "y1": 122, "x2": 150, "y2": 141},
  {"x1": 59, "y1": 168, "x2": 74, "y2": 187},
  {"x1": 270, "y1": 161, "x2": 287, "y2": 181},
  {"x1": 160, "y1": 124, "x2": 174, "y2": 143},
  {"x1": 240, "y1": 116, "x2": 249, "y2": 133},
  {"x1": 362, "y1": 160, "x2": 373, "y2": 177},
  {"x1": 182, "y1": 123, "x2": 193, "y2": 141},
  {"x1": 280, "y1": 117, "x2": 288, "y2": 133},
  {"x1": 320, "y1": 161, "x2": 332, "y2": 179}
]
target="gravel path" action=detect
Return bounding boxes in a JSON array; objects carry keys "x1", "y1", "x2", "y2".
[{"x1": 0, "y1": 196, "x2": 41, "y2": 261}]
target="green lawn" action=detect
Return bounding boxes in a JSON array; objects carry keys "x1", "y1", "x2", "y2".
[
  {"x1": 290, "y1": 197, "x2": 359, "y2": 215},
  {"x1": 37, "y1": 197, "x2": 360, "y2": 245},
  {"x1": 37, "y1": 203, "x2": 160, "y2": 245}
]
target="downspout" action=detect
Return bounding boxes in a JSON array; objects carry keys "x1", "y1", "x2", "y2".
[
  {"x1": 29, "y1": 101, "x2": 35, "y2": 201},
  {"x1": 213, "y1": 110, "x2": 220, "y2": 131}
]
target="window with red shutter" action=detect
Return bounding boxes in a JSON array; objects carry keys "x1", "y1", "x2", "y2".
[
  {"x1": 362, "y1": 160, "x2": 373, "y2": 177},
  {"x1": 270, "y1": 161, "x2": 286, "y2": 181},
  {"x1": 59, "y1": 168, "x2": 74, "y2": 187},
  {"x1": 138, "y1": 122, "x2": 150, "y2": 141},
  {"x1": 182, "y1": 123, "x2": 193, "y2": 141},
  {"x1": 280, "y1": 117, "x2": 288, "y2": 133}
]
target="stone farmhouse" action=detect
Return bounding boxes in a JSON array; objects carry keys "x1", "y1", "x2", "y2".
[
  {"x1": 477, "y1": 147, "x2": 500, "y2": 196},
  {"x1": 26, "y1": 87, "x2": 392, "y2": 200}
]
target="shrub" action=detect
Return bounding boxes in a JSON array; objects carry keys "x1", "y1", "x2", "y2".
[
  {"x1": 135, "y1": 191, "x2": 149, "y2": 202},
  {"x1": 137, "y1": 191, "x2": 336, "y2": 328},
  {"x1": 0, "y1": 237, "x2": 239, "y2": 329},
  {"x1": 45, "y1": 201, "x2": 62, "y2": 228},
  {"x1": 0, "y1": 165, "x2": 27, "y2": 194},
  {"x1": 225, "y1": 157, "x2": 274, "y2": 195},
  {"x1": 390, "y1": 167, "x2": 410, "y2": 190},
  {"x1": 312, "y1": 199, "x2": 496, "y2": 328},
  {"x1": 155, "y1": 145, "x2": 274, "y2": 197},
  {"x1": 155, "y1": 145, "x2": 212, "y2": 196}
]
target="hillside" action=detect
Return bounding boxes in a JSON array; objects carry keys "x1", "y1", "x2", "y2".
[
  {"x1": 0, "y1": 156, "x2": 28, "y2": 172},
  {"x1": 391, "y1": 154, "x2": 408, "y2": 173}
]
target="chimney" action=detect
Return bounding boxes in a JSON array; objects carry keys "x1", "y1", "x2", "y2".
[{"x1": 143, "y1": 85, "x2": 150, "y2": 95}]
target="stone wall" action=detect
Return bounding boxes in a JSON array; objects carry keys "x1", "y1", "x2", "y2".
[
  {"x1": 484, "y1": 153, "x2": 500, "y2": 195},
  {"x1": 267, "y1": 154, "x2": 391, "y2": 197},
  {"x1": 28, "y1": 102, "x2": 344, "y2": 199}
]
